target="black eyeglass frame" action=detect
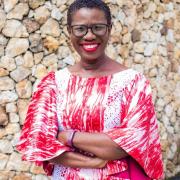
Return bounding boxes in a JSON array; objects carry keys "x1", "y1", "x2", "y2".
[{"x1": 70, "y1": 23, "x2": 111, "y2": 38}]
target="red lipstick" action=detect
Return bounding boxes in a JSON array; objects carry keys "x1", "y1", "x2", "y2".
[{"x1": 81, "y1": 43, "x2": 99, "y2": 52}]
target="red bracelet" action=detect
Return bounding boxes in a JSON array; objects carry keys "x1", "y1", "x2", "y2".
[{"x1": 67, "y1": 130, "x2": 77, "y2": 147}]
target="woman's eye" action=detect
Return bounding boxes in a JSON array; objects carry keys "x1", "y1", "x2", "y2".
[
  {"x1": 75, "y1": 27, "x2": 85, "y2": 32},
  {"x1": 94, "y1": 25, "x2": 104, "y2": 31}
]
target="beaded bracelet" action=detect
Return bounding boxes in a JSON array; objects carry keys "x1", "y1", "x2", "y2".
[{"x1": 67, "y1": 130, "x2": 77, "y2": 148}]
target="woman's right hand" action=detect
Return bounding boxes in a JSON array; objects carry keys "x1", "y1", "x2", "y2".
[
  {"x1": 90, "y1": 157, "x2": 108, "y2": 168},
  {"x1": 49, "y1": 151, "x2": 108, "y2": 169}
]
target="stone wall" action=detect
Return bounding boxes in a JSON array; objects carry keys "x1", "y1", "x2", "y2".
[{"x1": 0, "y1": 0, "x2": 179, "y2": 179}]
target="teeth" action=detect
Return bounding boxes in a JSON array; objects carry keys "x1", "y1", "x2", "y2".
[{"x1": 83, "y1": 44, "x2": 98, "y2": 49}]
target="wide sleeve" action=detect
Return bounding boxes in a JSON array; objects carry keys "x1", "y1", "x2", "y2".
[
  {"x1": 105, "y1": 74, "x2": 164, "y2": 179},
  {"x1": 16, "y1": 72, "x2": 70, "y2": 174}
]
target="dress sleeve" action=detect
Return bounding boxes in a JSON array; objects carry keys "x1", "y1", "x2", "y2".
[
  {"x1": 16, "y1": 72, "x2": 70, "y2": 175},
  {"x1": 105, "y1": 73, "x2": 164, "y2": 179}
]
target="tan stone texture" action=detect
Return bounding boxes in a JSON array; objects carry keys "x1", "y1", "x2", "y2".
[{"x1": 0, "y1": 0, "x2": 179, "y2": 179}]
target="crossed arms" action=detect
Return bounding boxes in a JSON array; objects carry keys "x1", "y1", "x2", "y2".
[{"x1": 50, "y1": 131, "x2": 128, "y2": 168}]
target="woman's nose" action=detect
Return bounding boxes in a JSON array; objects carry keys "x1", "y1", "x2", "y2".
[{"x1": 83, "y1": 28, "x2": 96, "y2": 40}]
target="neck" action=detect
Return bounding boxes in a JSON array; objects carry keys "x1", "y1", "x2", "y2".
[{"x1": 79, "y1": 55, "x2": 109, "y2": 71}]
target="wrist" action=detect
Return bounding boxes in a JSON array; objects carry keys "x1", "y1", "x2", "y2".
[
  {"x1": 58, "y1": 130, "x2": 77, "y2": 147},
  {"x1": 66, "y1": 130, "x2": 77, "y2": 148}
]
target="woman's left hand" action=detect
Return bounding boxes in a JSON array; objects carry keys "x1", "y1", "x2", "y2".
[{"x1": 57, "y1": 131, "x2": 69, "y2": 145}]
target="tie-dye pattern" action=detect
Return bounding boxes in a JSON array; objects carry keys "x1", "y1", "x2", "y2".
[{"x1": 16, "y1": 68, "x2": 163, "y2": 179}]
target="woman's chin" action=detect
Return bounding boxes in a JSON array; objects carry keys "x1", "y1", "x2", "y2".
[{"x1": 79, "y1": 53, "x2": 106, "y2": 64}]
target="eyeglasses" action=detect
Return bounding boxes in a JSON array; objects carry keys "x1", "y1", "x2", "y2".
[{"x1": 70, "y1": 24, "x2": 110, "y2": 38}]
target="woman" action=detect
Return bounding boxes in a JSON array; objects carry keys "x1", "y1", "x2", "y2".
[{"x1": 16, "y1": 0, "x2": 164, "y2": 179}]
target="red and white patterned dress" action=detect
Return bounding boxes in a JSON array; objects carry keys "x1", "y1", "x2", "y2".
[{"x1": 16, "y1": 68, "x2": 164, "y2": 180}]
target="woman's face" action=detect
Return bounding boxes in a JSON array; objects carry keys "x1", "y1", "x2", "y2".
[{"x1": 68, "y1": 8, "x2": 111, "y2": 63}]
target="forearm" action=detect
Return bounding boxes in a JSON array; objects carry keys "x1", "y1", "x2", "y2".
[
  {"x1": 73, "y1": 132, "x2": 128, "y2": 160},
  {"x1": 58, "y1": 131, "x2": 128, "y2": 160},
  {"x1": 49, "y1": 151, "x2": 107, "y2": 169}
]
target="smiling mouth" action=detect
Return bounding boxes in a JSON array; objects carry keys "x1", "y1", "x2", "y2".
[{"x1": 81, "y1": 44, "x2": 99, "y2": 52}]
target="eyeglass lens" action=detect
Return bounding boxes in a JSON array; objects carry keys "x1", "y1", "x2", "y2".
[{"x1": 71, "y1": 24, "x2": 108, "y2": 37}]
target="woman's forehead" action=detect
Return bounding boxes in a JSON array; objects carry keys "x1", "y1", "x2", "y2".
[{"x1": 71, "y1": 8, "x2": 107, "y2": 24}]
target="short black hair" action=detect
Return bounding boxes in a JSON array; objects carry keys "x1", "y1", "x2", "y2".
[{"x1": 67, "y1": 0, "x2": 112, "y2": 26}]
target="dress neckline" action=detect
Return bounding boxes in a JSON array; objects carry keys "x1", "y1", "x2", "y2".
[{"x1": 65, "y1": 67, "x2": 132, "y2": 79}]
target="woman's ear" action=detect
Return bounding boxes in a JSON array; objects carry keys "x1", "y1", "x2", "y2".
[
  {"x1": 109, "y1": 23, "x2": 112, "y2": 30},
  {"x1": 67, "y1": 26, "x2": 71, "y2": 34},
  {"x1": 108, "y1": 23, "x2": 112, "y2": 33}
]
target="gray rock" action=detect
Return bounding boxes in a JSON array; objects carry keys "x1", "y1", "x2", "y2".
[
  {"x1": 32, "y1": 64, "x2": 47, "y2": 79},
  {"x1": 17, "y1": 99, "x2": 29, "y2": 125},
  {"x1": 122, "y1": 33, "x2": 131, "y2": 44},
  {"x1": 40, "y1": 18, "x2": 61, "y2": 37},
  {"x1": 0, "y1": 140, "x2": 13, "y2": 153},
  {"x1": 0, "y1": 91, "x2": 18, "y2": 105},
  {"x1": 0, "y1": 35, "x2": 8, "y2": 46},
  {"x1": 28, "y1": 0, "x2": 46, "y2": 9},
  {"x1": 158, "y1": 14, "x2": 164, "y2": 23},
  {"x1": 57, "y1": 46, "x2": 71, "y2": 59},
  {"x1": 63, "y1": 55, "x2": 75, "y2": 66},
  {"x1": 34, "y1": 6, "x2": 50, "y2": 25},
  {"x1": 134, "y1": 54, "x2": 144, "y2": 64},
  {"x1": 144, "y1": 43, "x2": 155, "y2": 56},
  {"x1": 149, "y1": 68, "x2": 158, "y2": 77},
  {"x1": 165, "y1": 104, "x2": 173, "y2": 117},
  {"x1": 34, "y1": 52, "x2": 43, "y2": 64},
  {"x1": 6, "y1": 102, "x2": 17, "y2": 113},
  {"x1": 51, "y1": 7, "x2": 63, "y2": 20},
  {"x1": 0, "y1": 170, "x2": 15, "y2": 180},
  {"x1": 158, "y1": 46, "x2": 167, "y2": 57},
  {"x1": 42, "y1": 53, "x2": 58, "y2": 66},
  {"x1": 166, "y1": 2, "x2": 174, "y2": 12},
  {"x1": 117, "y1": 10, "x2": 126, "y2": 24},
  {"x1": 177, "y1": 107, "x2": 180, "y2": 117},
  {"x1": 141, "y1": 30, "x2": 157, "y2": 42},
  {"x1": 7, "y1": 3, "x2": 29, "y2": 20},
  {"x1": 6, "y1": 152, "x2": 31, "y2": 171},
  {"x1": 33, "y1": 175, "x2": 49, "y2": 180},
  {"x1": 5, "y1": 123, "x2": 20, "y2": 135},
  {"x1": 144, "y1": 2, "x2": 157, "y2": 18},
  {"x1": 0, "y1": 77, "x2": 15, "y2": 91},
  {"x1": 44, "y1": 1, "x2": 53, "y2": 10},
  {"x1": 28, "y1": 9, "x2": 34, "y2": 18},
  {"x1": 16, "y1": 79, "x2": 32, "y2": 98},
  {"x1": 15, "y1": 56, "x2": 24, "y2": 66},
  {"x1": 0, "y1": 153, "x2": 9, "y2": 170},
  {"x1": 6, "y1": 38, "x2": 29, "y2": 58},
  {"x1": 11, "y1": 132, "x2": 20, "y2": 147},
  {"x1": 0, "y1": 56, "x2": 16, "y2": 71},
  {"x1": 166, "y1": 29, "x2": 174, "y2": 43},
  {"x1": 29, "y1": 33, "x2": 43, "y2": 53},
  {"x1": 0, "y1": 10, "x2": 6, "y2": 32},
  {"x1": 23, "y1": 51, "x2": 34, "y2": 68},
  {"x1": 134, "y1": 42, "x2": 145, "y2": 53},
  {"x1": 9, "y1": 113, "x2": 19, "y2": 123},
  {"x1": 3, "y1": 0, "x2": 18, "y2": 13},
  {"x1": 55, "y1": 0, "x2": 67, "y2": 7},
  {"x1": 2, "y1": 20, "x2": 28, "y2": 38},
  {"x1": 0, "y1": 45, "x2": 4, "y2": 57},
  {"x1": 132, "y1": 64, "x2": 144, "y2": 73},
  {"x1": 10, "y1": 66, "x2": 31, "y2": 82}
]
